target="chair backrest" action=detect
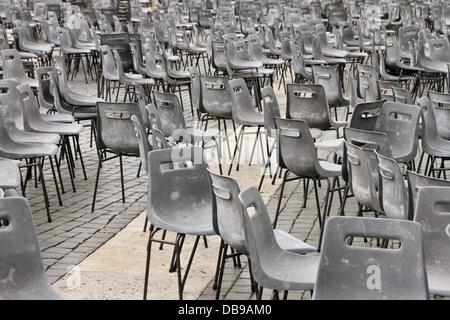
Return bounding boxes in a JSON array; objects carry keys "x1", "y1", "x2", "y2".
[
  {"x1": 274, "y1": 117, "x2": 320, "y2": 178},
  {"x1": 211, "y1": 40, "x2": 228, "y2": 73},
  {"x1": 48, "y1": 71, "x2": 79, "y2": 116},
  {"x1": 36, "y1": 66, "x2": 54, "y2": 111},
  {"x1": 237, "y1": 186, "x2": 289, "y2": 286},
  {"x1": 428, "y1": 91, "x2": 450, "y2": 140},
  {"x1": 392, "y1": 87, "x2": 413, "y2": 105},
  {"x1": 373, "y1": 101, "x2": 420, "y2": 163},
  {"x1": 313, "y1": 216, "x2": 429, "y2": 300},
  {"x1": 286, "y1": 83, "x2": 333, "y2": 131},
  {"x1": 349, "y1": 100, "x2": 384, "y2": 131},
  {"x1": 311, "y1": 65, "x2": 344, "y2": 107},
  {"x1": 417, "y1": 96, "x2": 449, "y2": 155},
  {"x1": 0, "y1": 196, "x2": 62, "y2": 299},
  {"x1": 0, "y1": 79, "x2": 26, "y2": 130},
  {"x1": 200, "y1": 74, "x2": 233, "y2": 119},
  {"x1": 147, "y1": 146, "x2": 213, "y2": 233},
  {"x1": 96, "y1": 101, "x2": 142, "y2": 155},
  {"x1": 344, "y1": 141, "x2": 383, "y2": 213},
  {"x1": 99, "y1": 45, "x2": 119, "y2": 80},
  {"x1": 134, "y1": 85, "x2": 152, "y2": 130},
  {"x1": 247, "y1": 33, "x2": 266, "y2": 61},
  {"x1": 375, "y1": 151, "x2": 409, "y2": 220},
  {"x1": 344, "y1": 127, "x2": 392, "y2": 159},
  {"x1": 0, "y1": 49, "x2": 27, "y2": 81},
  {"x1": 130, "y1": 114, "x2": 152, "y2": 173},
  {"x1": 142, "y1": 43, "x2": 163, "y2": 79},
  {"x1": 413, "y1": 186, "x2": 450, "y2": 297},
  {"x1": 152, "y1": 90, "x2": 186, "y2": 138},
  {"x1": 261, "y1": 86, "x2": 281, "y2": 138},
  {"x1": 187, "y1": 67, "x2": 200, "y2": 108},
  {"x1": 228, "y1": 78, "x2": 260, "y2": 125},
  {"x1": 100, "y1": 33, "x2": 138, "y2": 73},
  {"x1": 208, "y1": 169, "x2": 247, "y2": 255},
  {"x1": 346, "y1": 68, "x2": 365, "y2": 107},
  {"x1": 406, "y1": 170, "x2": 450, "y2": 221},
  {"x1": 290, "y1": 40, "x2": 311, "y2": 81},
  {"x1": 129, "y1": 39, "x2": 147, "y2": 76},
  {"x1": 357, "y1": 64, "x2": 379, "y2": 100},
  {"x1": 377, "y1": 80, "x2": 401, "y2": 102}
]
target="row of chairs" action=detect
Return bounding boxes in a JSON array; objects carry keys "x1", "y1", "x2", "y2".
[{"x1": 137, "y1": 144, "x2": 449, "y2": 300}]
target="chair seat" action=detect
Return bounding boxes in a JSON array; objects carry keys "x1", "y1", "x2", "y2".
[
  {"x1": 237, "y1": 111, "x2": 264, "y2": 127},
  {"x1": 253, "y1": 245, "x2": 319, "y2": 291},
  {"x1": 147, "y1": 176, "x2": 217, "y2": 236},
  {"x1": 310, "y1": 128, "x2": 323, "y2": 140},
  {"x1": 318, "y1": 160, "x2": 342, "y2": 177},
  {"x1": 260, "y1": 58, "x2": 285, "y2": 66},
  {"x1": 347, "y1": 51, "x2": 369, "y2": 59},
  {"x1": 315, "y1": 137, "x2": 344, "y2": 154},
  {"x1": 0, "y1": 160, "x2": 21, "y2": 189},
  {"x1": 274, "y1": 229, "x2": 317, "y2": 254},
  {"x1": 230, "y1": 59, "x2": 263, "y2": 70},
  {"x1": 3, "y1": 143, "x2": 59, "y2": 159},
  {"x1": 41, "y1": 113, "x2": 75, "y2": 123},
  {"x1": 65, "y1": 93, "x2": 104, "y2": 107}
]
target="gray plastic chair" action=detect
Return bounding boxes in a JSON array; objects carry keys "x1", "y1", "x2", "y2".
[
  {"x1": 238, "y1": 186, "x2": 320, "y2": 299},
  {"x1": 311, "y1": 65, "x2": 350, "y2": 119},
  {"x1": 199, "y1": 73, "x2": 236, "y2": 158},
  {"x1": 211, "y1": 40, "x2": 229, "y2": 75},
  {"x1": 112, "y1": 49, "x2": 155, "y2": 102},
  {"x1": 0, "y1": 158, "x2": 21, "y2": 197},
  {"x1": 152, "y1": 90, "x2": 223, "y2": 174},
  {"x1": 144, "y1": 146, "x2": 216, "y2": 300},
  {"x1": 227, "y1": 78, "x2": 266, "y2": 175},
  {"x1": 141, "y1": 42, "x2": 164, "y2": 85},
  {"x1": 274, "y1": 117, "x2": 343, "y2": 251},
  {"x1": 414, "y1": 186, "x2": 450, "y2": 297},
  {"x1": 417, "y1": 97, "x2": 450, "y2": 178},
  {"x1": 0, "y1": 109, "x2": 59, "y2": 222},
  {"x1": 258, "y1": 85, "x2": 324, "y2": 189},
  {"x1": 247, "y1": 33, "x2": 284, "y2": 85},
  {"x1": 130, "y1": 114, "x2": 153, "y2": 175},
  {"x1": 348, "y1": 100, "x2": 385, "y2": 131},
  {"x1": 313, "y1": 216, "x2": 429, "y2": 300},
  {"x1": 357, "y1": 64, "x2": 379, "y2": 101},
  {"x1": 0, "y1": 48, "x2": 39, "y2": 90},
  {"x1": 406, "y1": 170, "x2": 450, "y2": 221},
  {"x1": 158, "y1": 50, "x2": 192, "y2": 114},
  {"x1": 0, "y1": 196, "x2": 62, "y2": 299},
  {"x1": 224, "y1": 38, "x2": 264, "y2": 77},
  {"x1": 344, "y1": 140, "x2": 384, "y2": 216},
  {"x1": 377, "y1": 80, "x2": 401, "y2": 102},
  {"x1": 392, "y1": 87, "x2": 414, "y2": 105},
  {"x1": 99, "y1": 44, "x2": 137, "y2": 102},
  {"x1": 18, "y1": 83, "x2": 87, "y2": 190},
  {"x1": 0, "y1": 94, "x2": 61, "y2": 146},
  {"x1": 91, "y1": 101, "x2": 143, "y2": 212},
  {"x1": 286, "y1": 83, "x2": 348, "y2": 138},
  {"x1": 52, "y1": 54, "x2": 104, "y2": 108},
  {"x1": 208, "y1": 169, "x2": 316, "y2": 299},
  {"x1": 427, "y1": 90, "x2": 450, "y2": 140},
  {"x1": 188, "y1": 65, "x2": 205, "y2": 122},
  {"x1": 375, "y1": 151, "x2": 409, "y2": 220},
  {"x1": 346, "y1": 69, "x2": 365, "y2": 108},
  {"x1": 373, "y1": 101, "x2": 421, "y2": 166}
]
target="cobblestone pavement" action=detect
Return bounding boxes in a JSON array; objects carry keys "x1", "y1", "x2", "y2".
[{"x1": 24, "y1": 57, "x2": 445, "y2": 301}]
